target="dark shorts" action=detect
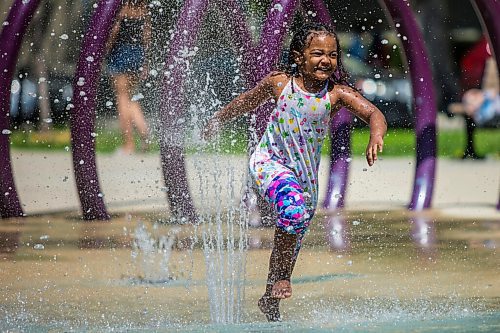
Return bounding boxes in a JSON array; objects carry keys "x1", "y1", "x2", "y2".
[{"x1": 107, "y1": 44, "x2": 144, "y2": 75}]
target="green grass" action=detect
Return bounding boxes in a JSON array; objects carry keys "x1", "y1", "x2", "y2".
[
  {"x1": 7, "y1": 126, "x2": 500, "y2": 158},
  {"x1": 327, "y1": 127, "x2": 500, "y2": 158}
]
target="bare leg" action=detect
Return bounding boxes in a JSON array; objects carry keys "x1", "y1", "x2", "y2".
[
  {"x1": 127, "y1": 74, "x2": 149, "y2": 150},
  {"x1": 113, "y1": 74, "x2": 135, "y2": 153},
  {"x1": 130, "y1": 99, "x2": 149, "y2": 151},
  {"x1": 258, "y1": 227, "x2": 298, "y2": 322}
]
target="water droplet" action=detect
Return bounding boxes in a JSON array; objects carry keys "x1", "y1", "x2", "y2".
[
  {"x1": 2, "y1": 129, "x2": 11, "y2": 135},
  {"x1": 59, "y1": 34, "x2": 69, "y2": 40},
  {"x1": 352, "y1": 220, "x2": 361, "y2": 226},
  {"x1": 33, "y1": 244, "x2": 45, "y2": 250},
  {"x1": 131, "y1": 93, "x2": 144, "y2": 102}
]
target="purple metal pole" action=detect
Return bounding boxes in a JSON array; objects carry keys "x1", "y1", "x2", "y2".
[
  {"x1": 70, "y1": 0, "x2": 122, "y2": 220},
  {"x1": 301, "y1": 0, "x2": 331, "y2": 23},
  {"x1": 159, "y1": 0, "x2": 210, "y2": 222},
  {"x1": 471, "y1": 0, "x2": 500, "y2": 65},
  {"x1": 301, "y1": 0, "x2": 354, "y2": 210},
  {"x1": 323, "y1": 113, "x2": 352, "y2": 209},
  {"x1": 252, "y1": 0, "x2": 300, "y2": 136},
  {"x1": 216, "y1": 0, "x2": 255, "y2": 79},
  {"x1": 470, "y1": 0, "x2": 500, "y2": 211},
  {"x1": 380, "y1": 0, "x2": 438, "y2": 211},
  {"x1": 0, "y1": 0, "x2": 41, "y2": 218}
]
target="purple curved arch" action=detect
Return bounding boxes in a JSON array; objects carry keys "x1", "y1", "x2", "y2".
[
  {"x1": 216, "y1": 0, "x2": 255, "y2": 80},
  {"x1": 159, "y1": 0, "x2": 211, "y2": 222},
  {"x1": 70, "y1": 0, "x2": 122, "y2": 220},
  {"x1": 301, "y1": 0, "x2": 354, "y2": 210},
  {"x1": 0, "y1": 0, "x2": 42, "y2": 218},
  {"x1": 252, "y1": 0, "x2": 301, "y2": 136},
  {"x1": 470, "y1": 0, "x2": 500, "y2": 211},
  {"x1": 381, "y1": 0, "x2": 438, "y2": 211},
  {"x1": 471, "y1": 0, "x2": 500, "y2": 64}
]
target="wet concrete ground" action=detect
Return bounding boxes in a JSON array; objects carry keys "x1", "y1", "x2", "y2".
[{"x1": 1, "y1": 210, "x2": 499, "y2": 331}]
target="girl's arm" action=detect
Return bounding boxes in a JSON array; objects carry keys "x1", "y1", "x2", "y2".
[
  {"x1": 332, "y1": 85, "x2": 387, "y2": 166},
  {"x1": 204, "y1": 73, "x2": 278, "y2": 138}
]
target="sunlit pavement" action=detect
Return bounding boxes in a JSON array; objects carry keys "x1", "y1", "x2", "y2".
[
  {"x1": 10, "y1": 150, "x2": 500, "y2": 218},
  {"x1": 2, "y1": 150, "x2": 499, "y2": 331}
]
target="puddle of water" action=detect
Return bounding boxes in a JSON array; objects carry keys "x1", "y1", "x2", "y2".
[{"x1": 0, "y1": 210, "x2": 499, "y2": 331}]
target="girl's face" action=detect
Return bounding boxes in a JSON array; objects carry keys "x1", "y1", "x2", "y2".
[{"x1": 296, "y1": 33, "x2": 338, "y2": 82}]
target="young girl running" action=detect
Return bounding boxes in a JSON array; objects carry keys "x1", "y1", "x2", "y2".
[{"x1": 205, "y1": 23, "x2": 387, "y2": 321}]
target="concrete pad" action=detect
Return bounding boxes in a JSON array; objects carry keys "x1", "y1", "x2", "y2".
[{"x1": 9, "y1": 150, "x2": 500, "y2": 220}]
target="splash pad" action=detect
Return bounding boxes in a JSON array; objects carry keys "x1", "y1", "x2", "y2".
[
  {"x1": 1, "y1": 211, "x2": 499, "y2": 330},
  {"x1": 1, "y1": 0, "x2": 500, "y2": 330}
]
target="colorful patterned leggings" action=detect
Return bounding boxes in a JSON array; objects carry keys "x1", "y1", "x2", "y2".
[{"x1": 265, "y1": 171, "x2": 314, "y2": 258}]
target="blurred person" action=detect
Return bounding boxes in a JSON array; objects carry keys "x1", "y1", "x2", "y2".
[
  {"x1": 106, "y1": 0, "x2": 151, "y2": 154},
  {"x1": 456, "y1": 36, "x2": 499, "y2": 159},
  {"x1": 462, "y1": 56, "x2": 499, "y2": 126}
]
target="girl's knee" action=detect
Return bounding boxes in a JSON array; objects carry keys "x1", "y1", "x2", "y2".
[
  {"x1": 266, "y1": 172, "x2": 312, "y2": 234},
  {"x1": 276, "y1": 200, "x2": 311, "y2": 234}
]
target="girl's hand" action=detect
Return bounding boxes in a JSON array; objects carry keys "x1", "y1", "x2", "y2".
[
  {"x1": 203, "y1": 116, "x2": 222, "y2": 141},
  {"x1": 366, "y1": 134, "x2": 384, "y2": 166}
]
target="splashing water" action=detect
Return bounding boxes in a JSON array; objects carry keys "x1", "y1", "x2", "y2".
[
  {"x1": 197, "y1": 152, "x2": 249, "y2": 324},
  {"x1": 131, "y1": 221, "x2": 180, "y2": 283}
]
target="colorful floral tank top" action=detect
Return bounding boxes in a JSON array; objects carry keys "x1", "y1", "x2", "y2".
[{"x1": 249, "y1": 78, "x2": 332, "y2": 209}]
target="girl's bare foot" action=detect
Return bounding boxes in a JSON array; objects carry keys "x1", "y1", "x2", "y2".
[
  {"x1": 258, "y1": 280, "x2": 292, "y2": 322},
  {"x1": 258, "y1": 296, "x2": 281, "y2": 322},
  {"x1": 271, "y1": 280, "x2": 292, "y2": 299}
]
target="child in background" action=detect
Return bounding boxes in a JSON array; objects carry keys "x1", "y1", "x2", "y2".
[
  {"x1": 106, "y1": 0, "x2": 151, "y2": 154},
  {"x1": 205, "y1": 23, "x2": 387, "y2": 322}
]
